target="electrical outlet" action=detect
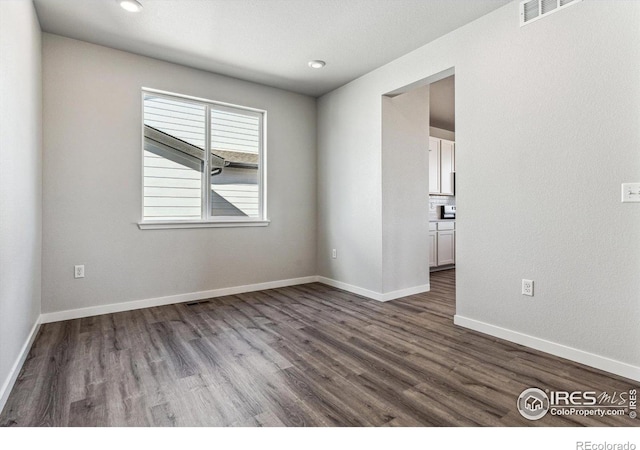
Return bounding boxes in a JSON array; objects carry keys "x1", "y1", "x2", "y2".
[
  {"x1": 621, "y1": 182, "x2": 640, "y2": 203},
  {"x1": 74, "y1": 265, "x2": 85, "y2": 279},
  {"x1": 332, "y1": 249, "x2": 337, "y2": 259},
  {"x1": 522, "y1": 279, "x2": 533, "y2": 296}
]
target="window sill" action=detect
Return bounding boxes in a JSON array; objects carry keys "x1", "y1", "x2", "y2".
[{"x1": 138, "y1": 220, "x2": 270, "y2": 230}]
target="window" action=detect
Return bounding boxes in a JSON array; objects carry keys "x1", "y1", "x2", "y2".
[{"x1": 140, "y1": 89, "x2": 267, "y2": 228}]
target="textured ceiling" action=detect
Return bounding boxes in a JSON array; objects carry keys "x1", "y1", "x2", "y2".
[{"x1": 34, "y1": 0, "x2": 510, "y2": 97}]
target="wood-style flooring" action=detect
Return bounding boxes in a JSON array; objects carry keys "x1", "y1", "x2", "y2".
[{"x1": 1, "y1": 270, "x2": 637, "y2": 426}]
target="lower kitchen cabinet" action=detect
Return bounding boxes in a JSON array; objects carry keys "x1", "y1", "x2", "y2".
[
  {"x1": 437, "y1": 229, "x2": 455, "y2": 266},
  {"x1": 429, "y1": 230, "x2": 438, "y2": 268},
  {"x1": 430, "y1": 221, "x2": 455, "y2": 269}
]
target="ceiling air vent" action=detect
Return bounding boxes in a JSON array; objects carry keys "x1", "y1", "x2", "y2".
[{"x1": 520, "y1": 0, "x2": 582, "y2": 27}]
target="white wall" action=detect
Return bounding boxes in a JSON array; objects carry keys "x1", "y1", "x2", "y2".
[
  {"x1": 318, "y1": 1, "x2": 640, "y2": 375},
  {"x1": 0, "y1": 1, "x2": 42, "y2": 408},
  {"x1": 317, "y1": 76, "x2": 384, "y2": 292},
  {"x1": 381, "y1": 86, "x2": 430, "y2": 293},
  {"x1": 42, "y1": 34, "x2": 317, "y2": 314}
]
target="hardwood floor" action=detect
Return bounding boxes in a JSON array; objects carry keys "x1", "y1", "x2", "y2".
[{"x1": 1, "y1": 270, "x2": 637, "y2": 426}]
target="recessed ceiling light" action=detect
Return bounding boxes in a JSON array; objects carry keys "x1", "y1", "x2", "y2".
[
  {"x1": 118, "y1": 0, "x2": 143, "y2": 12},
  {"x1": 308, "y1": 60, "x2": 326, "y2": 69}
]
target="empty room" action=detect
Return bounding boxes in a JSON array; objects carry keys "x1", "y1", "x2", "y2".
[{"x1": 1, "y1": 0, "x2": 638, "y2": 444}]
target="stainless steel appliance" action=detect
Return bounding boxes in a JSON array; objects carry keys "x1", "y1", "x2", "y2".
[{"x1": 441, "y1": 205, "x2": 456, "y2": 219}]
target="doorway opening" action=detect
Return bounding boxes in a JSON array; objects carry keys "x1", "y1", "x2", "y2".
[
  {"x1": 428, "y1": 75, "x2": 456, "y2": 274},
  {"x1": 382, "y1": 67, "x2": 456, "y2": 313}
]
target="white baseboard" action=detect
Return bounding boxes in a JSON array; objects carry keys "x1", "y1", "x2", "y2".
[
  {"x1": 0, "y1": 318, "x2": 41, "y2": 415},
  {"x1": 317, "y1": 276, "x2": 430, "y2": 302},
  {"x1": 378, "y1": 283, "x2": 431, "y2": 302},
  {"x1": 316, "y1": 276, "x2": 386, "y2": 301},
  {"x1": 40, "y1": 276, "x2": 318, "y2": 323},
  {"x1": 40, "y1": 275, "x2": 429, "y2": 325},
  {"x1": 454, "y1": 315, "x2": 640, "y2": 383}
]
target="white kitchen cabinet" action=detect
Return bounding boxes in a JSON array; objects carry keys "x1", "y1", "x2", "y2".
[
  {"x1": 428, "y1": 137, "x2": 440, "y2": 194},
  {"x1": 428, "y1": 137, "x2": 455, "y2": 196},
  {"x1": 437, "y1": 230, "x2": 455, "y2": 266},
  {"x1": 430, "y1": 221, "x2": 455, "y2": 269},
  {"x1": 440, "y1": 140, "x2": 455, "y2": 196},
  {"x1": 428, "y1": 223, "x2": 438, "y2": 268}
]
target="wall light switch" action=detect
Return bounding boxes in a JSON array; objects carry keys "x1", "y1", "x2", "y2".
[{"x1": 621, "y1": 183, "x2": 640, "y2": 203}]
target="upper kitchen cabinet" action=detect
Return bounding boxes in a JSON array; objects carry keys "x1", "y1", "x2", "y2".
[
  {"x1": 428, "y1": 137, "x2": 440, "y2": 194},
  {"x1": 429, "y1": 137, "x2": 455, "y2": 196},
  {"x1": 440, "y1": 139, "x2": 455, "y2": 195}
]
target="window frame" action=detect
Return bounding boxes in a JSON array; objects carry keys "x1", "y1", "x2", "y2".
[{"x1": 138, "y1": 88, "x2": 269, "y2": 230}]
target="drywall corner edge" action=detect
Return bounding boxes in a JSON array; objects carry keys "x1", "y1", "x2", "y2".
[{"x1": 454, "y1": 315, "x2": 640, "y2": 383}]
